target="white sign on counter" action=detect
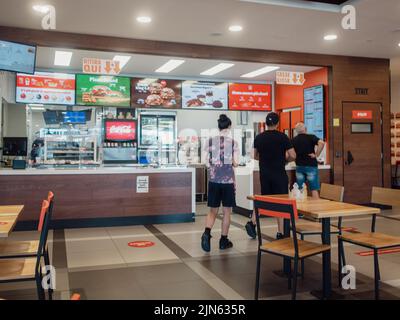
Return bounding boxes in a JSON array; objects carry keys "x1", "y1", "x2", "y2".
[{"x1": 136, "y1": 176, "x2": 149, "y2": 193}]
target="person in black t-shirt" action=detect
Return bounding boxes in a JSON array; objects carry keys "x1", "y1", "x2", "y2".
[
  {"x1": 245, "y1": 112, "x2": 296, "y2": 240},
  {"x1": 292, "y1": 122, "x2": 326, "y2": 199}
]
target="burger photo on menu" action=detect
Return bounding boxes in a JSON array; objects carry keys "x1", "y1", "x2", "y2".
[
  {"x1": 76, "y1": 74, "x2": 131, "y2": 107},
  {"x1": 228, "y1": 83, "x2": 272, "y2": 111},
  {"x1": 182, "y1": 81, "x2": 228, "y2": 110},
  {"x1": 131, "y1": 78, "x2": 182, "y2": 109}
]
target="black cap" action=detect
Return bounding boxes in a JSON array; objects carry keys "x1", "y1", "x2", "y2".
[{"x1": 266, "y1": 112, "x2": 279, "y2": 126}]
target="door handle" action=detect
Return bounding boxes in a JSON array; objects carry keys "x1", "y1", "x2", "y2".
[{"x1": 345, "y1": 151, "x2": 354, "y2": 166}]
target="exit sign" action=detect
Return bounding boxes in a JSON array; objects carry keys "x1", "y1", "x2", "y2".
[{"x1": 352, "y1": 110, "x2": 373, "y2": 120}]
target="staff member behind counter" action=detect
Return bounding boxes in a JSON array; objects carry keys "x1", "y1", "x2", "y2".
[
  {"x1": 245, "y1": 112, "x2": 296, "y2": 240},
  {"x1": 292, "y1": 122, "x2": 325, "y2": 199}
]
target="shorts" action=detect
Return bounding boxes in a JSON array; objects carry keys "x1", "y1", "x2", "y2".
[
  {"x1": 296, "y1": 166, "x2": 320, "y2": 191},
  {"x1": 259, "y1": 171, "x2": 289, "y2": 195},
  {"x1": 208, "y1": 182, "x2": 236, "y2": 208}
]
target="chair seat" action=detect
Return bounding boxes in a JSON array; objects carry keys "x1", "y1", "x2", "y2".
[
  {"x1": 0, "y1": 258, "x2": 36, "y2": 281},
  {"x1": 261, "y1": 238, "x2": 331, "y2": 258},
  {"x1": 339, "y1": 232, "x2": 400, "y2": 249},
  {"x1": 0, "y1": 240, "x2": 39, "y2": 258},
  {"x1": 295, "y1": 221, "x2": 339, "y2": 235}
]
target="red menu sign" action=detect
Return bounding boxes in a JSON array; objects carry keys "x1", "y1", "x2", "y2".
[
  {"x1": 352, "y1": 110, "x2": 373, "y2": 120},
  {"x1": 16, "y1": 72, "x2": 76, "y2": 105},
  {"x1": 229, "y1": 83, "x2": 272, "y2": 111},
  {"x1": 105, "y1": 121, "x2": 136, "y2": 141}
]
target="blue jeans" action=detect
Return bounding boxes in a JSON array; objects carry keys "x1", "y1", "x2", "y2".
[{"x1": 296, "y1": 166, "x2": 320, "y2": 191}]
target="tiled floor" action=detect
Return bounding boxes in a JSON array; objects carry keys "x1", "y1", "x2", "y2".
[{"x1": 1, "y1": 204, "x2": 400, "y2": 300}]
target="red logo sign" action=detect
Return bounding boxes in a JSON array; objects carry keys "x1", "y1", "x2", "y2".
[
  {"x1": 229, "y1": 83, "x2": 272, "y2": 111},
  {"x1": 105, "y1": 121, "x2": 136, "y2": 141},
  {"x1": 352, "y1": 110, "x2": 373, "y2": 119},
  {"x1": 128, "y1": 241, "x2": 155, "y2": 248}
]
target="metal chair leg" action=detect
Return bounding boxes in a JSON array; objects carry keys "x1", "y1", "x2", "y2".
[
  {"x1": 255, "y1": 250, "x2": 262, "y2": 300},
  {"x1": 374, "y1": 249, "x2": 380, "y2": 300},
  {"x1": 44, "y1": 249, "x2": 53, "y2": 299},
  {"x1": 300, "y1": 234, "x2": 305, "y2": 278},
  {"x1": 35, "y1": 274, "x2": 45, "y2": 300},
  {"x1": 292, "y1": 259, "x2": 298, "y2": 300},
  {"x1": 338, "y1": 238, "x2": 343, "y2": 288},
  {"x1": 288, "y1": 260, "x2": 292, "y2": 290}
]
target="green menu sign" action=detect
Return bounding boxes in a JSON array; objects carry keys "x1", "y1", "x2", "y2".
[{"x1": 76, "y1": 74, "x2": 131, "y2": 107}]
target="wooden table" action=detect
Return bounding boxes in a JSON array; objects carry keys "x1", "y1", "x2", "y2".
[
  {"x1": 0, "y1": 205, "x2": 24, "y2": 238},
  {"x1": 248, "y1": 195, "x2": 380, "y2": 299}
]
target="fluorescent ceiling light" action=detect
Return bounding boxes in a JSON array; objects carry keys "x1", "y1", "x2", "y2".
[
  {"x1": 200, "y1": 63, "x2": 235, "y2": 76},
  {"x1": 155, "y1": 59, "x2": 185, "y2": 73},
  {"x1": 137, "y1": 16, "x2": 152, "y2": 23},
  {"x1": 324, "y1": 34, "x2": 338, "y2": 41},
  {"x1": 54, "y1": 51, "x2": 73, "y2": 66},
  {"x1": 241, "y1": 66, "x2": 280, "y2": 78},
  {"x1": 32, "y1": 5, "x2": 50, "y2": 13},
  {"x1": 229, "y1": 25, "x2": 243, "y2": 32},
  {"x1": 113, "y1": 55, "x2": 131, "y2": 69}
]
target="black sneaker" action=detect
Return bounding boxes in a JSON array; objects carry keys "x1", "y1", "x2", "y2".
[
  {"x1": 276, "y1": 232, "x2": 284, "y2": 240},
  {"x1": 245, "y1": 221, "x2": 257, "y2": 239},
  {"x1": 219, "y1": 237, "x2": 233, "y2": 250},
  {"x1": 201, "y1": 232, "x2": 212, "y2": 252}
]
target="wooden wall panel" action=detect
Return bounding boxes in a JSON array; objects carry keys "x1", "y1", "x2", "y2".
[{"x1": 0, "y1": 173, "x2": 193, "y2": 222}]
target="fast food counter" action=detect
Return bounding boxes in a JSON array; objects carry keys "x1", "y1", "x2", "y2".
[
  {"x1": 234, "y1": 161, "x2": 331, "y2": 215},
  {"x1": 0, "y1": 166, "x2": 195, "y2": 229}
]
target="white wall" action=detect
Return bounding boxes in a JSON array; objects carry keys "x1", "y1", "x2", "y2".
[{"x1": 3, "y1": 102, "x2": 27, "y2": 137}]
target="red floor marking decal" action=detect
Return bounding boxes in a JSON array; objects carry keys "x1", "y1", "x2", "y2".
[
  {"x1": 128, "y1": 241, "x2": 155, "y2": 248},
  {"x1": 341, "y1": 227, "x2": 358, "y2": 232},
  {"x1": 356, "y1": 248, "x2": 400, "y2": 256}
]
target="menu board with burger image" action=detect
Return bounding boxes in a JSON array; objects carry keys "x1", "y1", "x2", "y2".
[
  {"x1": 76, "y1": 75, "x2": 131, "y2": 107},
  {"x1": 16, "y1": 72, "x2": 75, "y2": 105},
  {"x1": 131, "y1": 78, "x2": 182, "y2": 109},
  {"x1": 229, "y1": 83, "x2": 272, "y2": 111},
  {"x1": 182, "y1": 81, "x2": 228, "y2": 110}
]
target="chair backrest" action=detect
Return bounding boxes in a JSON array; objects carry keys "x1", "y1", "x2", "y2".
[
  {"x1": 253, "y1": 196, "x2": 299, "y2": 255},
  {"x1": 320, "y1": 183, "x2": 344, "y2": 202},
  {"x1": 371, "y1": 187, "x2": 400, "y2": 207},
  {"x1": 38, "y1": 199, "x2": 49, "y2": 232}
]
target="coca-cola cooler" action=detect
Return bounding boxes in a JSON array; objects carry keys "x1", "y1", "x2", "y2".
[{"x1": 103, "y1": 119, "x2": 138, "y2": 164}]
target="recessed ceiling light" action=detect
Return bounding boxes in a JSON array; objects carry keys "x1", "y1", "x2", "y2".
[
  {"x1": 32, "y1": 5, "x2": 50, "y2": 13},
  {"x1": 200, "y1": 63, "x2": 235, "y2": 76},
  {"x1": 324, "y1": 34, "x2": 338, "y2": 41},
  {"x1": 137, "y1": 16, "x2": 152, "y2": 24},
  {"x1": 398, "y1": 43, "x2": 400, "y2": 47},
  {"x1": 113, "y1": 55, "x2": 131, "y2": 69},
  {"x1": 155, "y1": 59, "x2": 185, "y2": 73},
  {"x1": 241, "y1": 66, "x2": 280, "y2": 78},
  {"x1": 229, "y1": 25, "x2": 243, "y2": 32},
  {"x1": 54, "y1": 51, "x2": 73, "y2": 66}
]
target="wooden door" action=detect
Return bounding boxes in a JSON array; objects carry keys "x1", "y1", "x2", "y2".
[{"x1": 342, "y1": 102, "x2": 383, "y2": 204}]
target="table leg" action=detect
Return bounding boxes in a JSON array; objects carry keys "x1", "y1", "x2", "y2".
[{"x1": 321, "y1": 217, "x2": 332, "y2": 299}]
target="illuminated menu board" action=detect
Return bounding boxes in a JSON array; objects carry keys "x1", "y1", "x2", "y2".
[
  {"x1": 229, "y1": 83, "x2": 272, "y2": 111},
  {"x1": 303, "y1": 85, "x2": 325, "y2": 140}
]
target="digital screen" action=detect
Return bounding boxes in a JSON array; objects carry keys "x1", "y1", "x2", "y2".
[
  {"x1": 182, "y1": 81, "x2": 228, "y2": 110},
  {"x1": 229, "y1": 83, "x2": 272, "y2": 111},
  {"x1": 63, "y1": 111, "x2": 86, "y2": 124},
  {"x1": 2, "y1": 137, "x2": 28, "y2": 156},
  {"x1": 304, "y1": 85, "x2": 325, "y2": 140},
  {"x1": 105, "y1": 120, "x2": 137, "y2": 141},
  {"x1": 76, "y1": 74, "x2": 131, "y2": 107},
  {"x1": 16, "y1": 72, "x2": 75, "y2": 105},
  {"x1": 131, "y1": 78, "x2": 182, "y2": 109},
  {"x1": 0, "y1": 40, "x2": 36, "y2": 74}
]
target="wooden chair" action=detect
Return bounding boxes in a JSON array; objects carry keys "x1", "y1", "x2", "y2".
[
  {"x1": 253, "y1": 196, "x2": 330, "y2": 300},
  {"x1": 295, "y1": 183, "x2": 345, "y2": 276},
  {"x1": 338, "y1": 187, "x2": 400, "y2": 300},
  {"x1": 0, "y1": 191, "x2": 54, "y2": 262},
  {"x1": 0, "y1": 200, "x2": 52, "y2": 300}
]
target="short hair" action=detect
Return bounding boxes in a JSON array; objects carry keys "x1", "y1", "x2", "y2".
[{"x1": 295, "y1": 122, "x2": 306, "y2": 134}]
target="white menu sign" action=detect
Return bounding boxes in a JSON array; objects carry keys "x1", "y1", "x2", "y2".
[
  {"x1": 182, "y1": 81, "x2": 228, "y2": 110},
  {"x1": 136, "y1": 176, "x2": 149, "y2": 193}
]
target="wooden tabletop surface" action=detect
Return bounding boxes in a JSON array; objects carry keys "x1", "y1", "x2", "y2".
[
  {"x1": 0, "y1": 205, "x2": 24, "y2": 238},
  {"x1": 248, "y1": 195, "x2": 380, "y2": 219}
]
